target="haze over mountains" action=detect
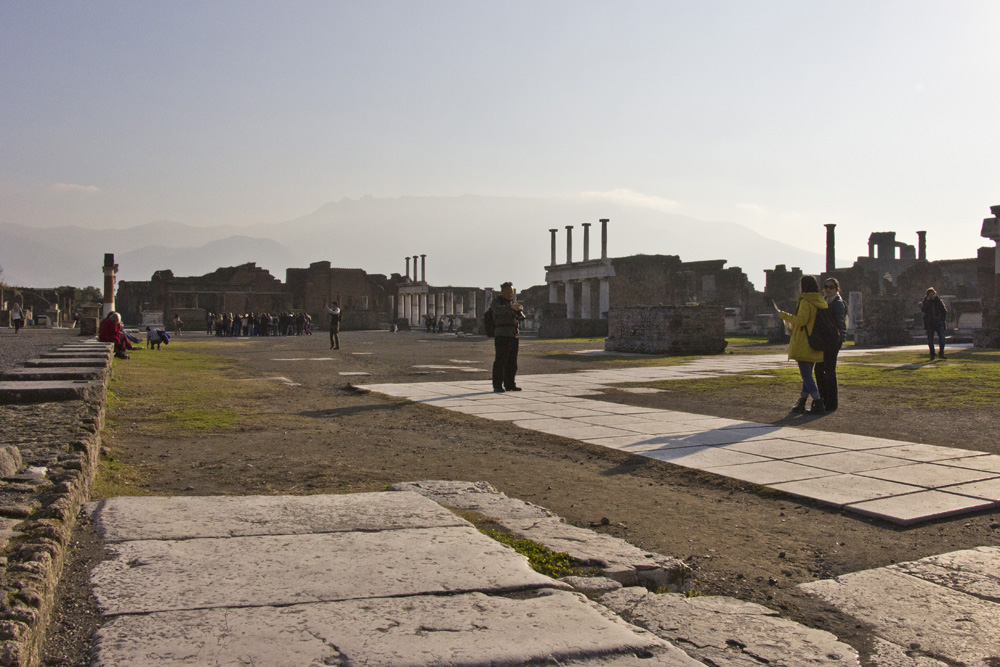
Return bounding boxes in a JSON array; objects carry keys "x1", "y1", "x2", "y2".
[{"x1": 0, "y1": 195, "x2": 823, "y2": 292}]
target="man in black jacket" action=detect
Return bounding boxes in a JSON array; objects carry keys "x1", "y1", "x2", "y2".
[
  {"x1": 920, "y1": 287, "x2": 948, "y2": 360},
  {"x1": 490, "y1": 282, "x2": 526, "y2": 393}
]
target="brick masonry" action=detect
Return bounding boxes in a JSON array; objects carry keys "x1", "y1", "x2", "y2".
[{"x1": 605, "y1": 305, "x2": 727, "y2": 355}]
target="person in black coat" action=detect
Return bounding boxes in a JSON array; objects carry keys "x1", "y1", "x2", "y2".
[
  {"x1": 814, "y1": 278, "x2": 848, "y2": 413},
  {"x1": 920, "y1": 287, "x2": 948, "y2": 360}
]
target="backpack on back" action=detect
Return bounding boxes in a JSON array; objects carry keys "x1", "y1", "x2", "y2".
[
  {"x1": 483, "y1": 308, "x2": 495, "y2": 338},
  {"x1": 807, "y1": 308, "x2": 839, "y2": 352}
]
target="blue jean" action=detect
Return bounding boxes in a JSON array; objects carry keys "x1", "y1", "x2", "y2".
[
  {"x1": 797, "y1": 361, "x2": 820, "y2": 400},
  {"x1": 926, "y1": 323, "x2": 946, "y2": 355}
]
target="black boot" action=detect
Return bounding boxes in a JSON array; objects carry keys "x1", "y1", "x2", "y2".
[
  {"x1": 791, "y1": 396, "x2": 807, "y2": 413},
  {"x1": 808, "y1": 398, "x2": 827, "y2": 415}
]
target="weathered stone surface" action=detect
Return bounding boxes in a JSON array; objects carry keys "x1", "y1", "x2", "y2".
[
  {"x1": 799, "y1": 566, "x2": 1000, "y2": 665},
  {"x1": 0, "y1": 447, "x2": 22, "y2": 478},
  {"x1": 89, "y1": 491, "x2": 466, "y2": 543},
  {"x1": 91, "y1": 590, "x2": 698, "y2": 667},
  {"x1": 23, "y1": 357, "x2": 107, "y2": 368},
  {"x1": 91, "y1": 525, "x2": 569, "y2": 615},
  {"x1": 866, "y1": 637, "x2": 949, "y2": 667},
  {"x1": 889, "y1": 546, "x2": 1000, "y2": 600},
  {"x1": 502, "y1": 516, "x2": 692, "y2": 591},
  {"x1": 0, "y1": 380, "x2": 104, "y2": 404},
  {"x1": 601, "y1": 587, "x2": 860, "y2": 666},
  {"x1": 391, "y1": 479, "x2": 555, "y2": 519},
  {"x1": 0, "y1": 367, "x2": 107, "y2": 382},
  {"x1": 560, "y1": 575, "x2": 624, "y2": 597}
]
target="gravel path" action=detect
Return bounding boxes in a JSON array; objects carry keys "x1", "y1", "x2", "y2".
[{"x1": 0, "y1": 328, "x2": 86, "y2": 372}]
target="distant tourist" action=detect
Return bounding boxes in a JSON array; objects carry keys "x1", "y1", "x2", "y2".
[
  {"x1": 776, "y1": 275, "x2": 829, "y2": 415},
  {"x1": 488, "y1": 282, "x2": 526, "y2": 393},
  {"x1": 814, "y1": 278, "x2": 848, "y2": 413},
  {"x1": 173, "y1": 313, "x2": 183, "y2": 336},
  {"x1": 920, "y1": 287, "x2": 948, "y2": 360},
  {"x1": 9, "y1": 302, "x2": 24, "y2": 333},
  {"x1": 327, "y1": 302, "x2": 341, "y2": 349}
]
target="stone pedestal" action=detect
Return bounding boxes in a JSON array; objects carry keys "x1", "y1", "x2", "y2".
[{"x1": 79, "y1": 303, "x2": 101, "y2": 336}]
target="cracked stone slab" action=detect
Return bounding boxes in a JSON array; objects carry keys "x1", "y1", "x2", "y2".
[
  {"x1": 600, "y1": 586, "x2": 859, "y2": 666},
  {"x1": 0, "y1": 366, "x2": 108, "y2": 381},
  {"x1": 889, "y1": 546, "x2": 1000, "y2": 601},
  {"x1": 24, "y1": 357, "x2": 108, "y2": 368},
  {"x1": 501, "y1": 517, "x2": 692, "y2": 592},
  {"x1": 845, "y1": 490, "x2": 996, "y2": 525},
  {"x1": 91, "y1": 524, "x2": 567, "y2": 615},
  {"x1": 91, "y1": 589, "x2": 702, "y2": 667},
  {"x1": 88, "y1": 491, "x2": 466, "y2": 542},
  {"x1": 389, "y1": 480, "x2": 555, "y2": 520},
  {"x1": 798, "y1": 565, "x2": 1000, "y2": 665},
  {"x1": 866, "y1": 637, "x2": 949, "y2": 666}
]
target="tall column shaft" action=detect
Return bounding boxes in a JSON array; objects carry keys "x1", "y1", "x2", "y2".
[
  {"x1": 917, "y1": 231, "x2": 927, "y2": 261},
  {"x1": 600, "y1": 219, "x2": 608, "y2": 259},
  {"x1": 405, "y1": 257, "x2": 411, "y2": 280},
  {"x1": 565, "y1": 280, "x2": 576, "y2": 319},
  {"x1": 420, "y1": 254, "x2": 426, "y2": 283},
  {"x1": 582, "y1": 223, "x2": 591, "y2": 261},
  {"x1": 549, "y1": 229, "x2": 558, "y2": 266},
  {"x1": 565, "y1": 226, "x2": 573, "y2": 264},
  {"x1": 824, "y1": 224, "x2": 836, "y2": 273}
]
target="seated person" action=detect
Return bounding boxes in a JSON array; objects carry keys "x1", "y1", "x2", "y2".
[{"x1": 98, "y1": 312, "x2": 134, "y2": 359}]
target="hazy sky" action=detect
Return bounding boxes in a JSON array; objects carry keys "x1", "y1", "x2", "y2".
[{"x1": 3, "y1": 0, "x2": 999, "y2": 263}]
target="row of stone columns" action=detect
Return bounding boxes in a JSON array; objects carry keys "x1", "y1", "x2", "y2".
[
  {"x1": 549, "y1": 219, "x2": 609, "y2": 266},
  {"x1": 548, "y1": 277, "x2": 610, "y2": 319},
  {"x1": 397, "y1": 289, "x2": 477, "y2": 324},
  {"x1": 404, "y1": 255, "x2": 427, "y2": 283}
]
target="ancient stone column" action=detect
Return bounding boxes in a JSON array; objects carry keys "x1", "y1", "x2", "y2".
[
  {"x1": 565, "y1": 226, "x2": 573, "y2": 264},
  {"x1": 419, "y1": 293, "x2": 428, "y2": 321},
  {"x1": 599, "y1": 278, "x2": 610, "y2": 318},
  {"x1": 447, "y1": 291, "x2": 455, "y2": 315},
  {"x1": 102, "y1": 253, "x2": 118, "y2": 318},
  {"x1": 582, "y1": 223, "x2": 591, "y2": 261},
  {"x1": 917, "y1": 231, "x2": 927, "y2": 261},
  {"x1": 405, "y1": 257, "x2": 411, "y2": 281},
  {"x1": 600, "y1": 219, "x2": 609, "y2": 259},
  {"x1": 468, "y1": 290, "x2": 476, "y2": 318},
  {"x1": 549, "y1": 229, "x2": 558, "y2": 266},
  {"x1": 420, "y1": 254, "x2": 426, "y2": 283},
  {"x1": 824, "y1": 224, "x2": 836, "y2": 273},
  {"x1": 565, "y1": 280, "x2": 576, "y2": 319},
  {"x1": 580, "y1": 279, "x2": 592, "y2": 319}
]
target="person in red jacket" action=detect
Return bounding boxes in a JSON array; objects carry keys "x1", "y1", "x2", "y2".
[{"x1": 98, "y1": 312, "x2": 134, "y2": 359}]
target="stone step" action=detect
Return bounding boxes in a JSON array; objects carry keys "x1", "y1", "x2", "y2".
[
  {"x1": 0, "y1": 367, "x2": 108, "y2": 382},
  {"x1": 0, "y1": 380, "x2": 105, "y2": 404},
  {"x1": 24, "y1": 357, "x2": 109, "y2": 368},
  {"x1": 40, "y1": 350, "x2": 112, "y2": 359}
]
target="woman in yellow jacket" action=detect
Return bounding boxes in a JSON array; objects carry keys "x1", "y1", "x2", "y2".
[{"x1": 777, "y1": 275, "x2": 829, "y2": 415}]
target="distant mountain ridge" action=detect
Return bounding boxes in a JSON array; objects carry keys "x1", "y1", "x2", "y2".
[{"x1": 0, "y1": 195, "x2": 823, "y2": 291}]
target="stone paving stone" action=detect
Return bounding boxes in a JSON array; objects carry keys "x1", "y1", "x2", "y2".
[
  {"x1": 873, "y1": 443, "x2": 987, "y2": 463},
  {"x1": 856, "y1": 463, "x2": 999, "y2": 488},
  {"x1": 531, "y1": 405, "x2": 617, "y2": 418},
  {"x1": 866, "y1": 637, "x2": 949, "y2": 667},
  {"x1": 845, "y1": 491, "x2": 996, "y2": 525},
  {"x1": 512, "y1": 418, "x2": 634, "y2": 440},
  {"x1": 0, "y1": 366, "x2": 107, "y2": 381},
  {"x1": 703, "y1": 460, "x2": 839, "y2": 485},
  {"x1": 482, "y1": 410, "x2": 555, "y2": 421},
  {"x1": 891, "y1": 546, "x2": 1000, "y2": 599},
  {"x1": 799, "y1": 565, "x2": 1000, "y2": 665},
  {"x1": 601, "y1": 587, "x2": 860, "y2": 666},
  {"x1": 644, "y1": 446, "x2": 769, "y2": 469},
  {"x1": 778, "y1": 431, "x2": 902, "y2": 451},
  {"x1": 944, "y1": 477, "x2": 1000, "y2": 502},
  {"x1": 91, "y1": 525, "x2": 566, "y2": 615},
  {"x1": 0, "y1": 379, "x2": 105, "y2": 404},
  {"x1": 790, "y1": 451, "x2": 914, "y2": 474},
  {"x1": 91, "y1": 590, "x2": 691, "y2": 667},
  {"x1": 941, "y1": 454, "x2": 1000, "y2": 473},
  {"x1": 585, "y1": 419, "x2": 707, "y2": 436},
  {"x1": 583, "y1": 434, "x2": 668, "y2": 449},
  {"x1": 89, "y1": 492, "x2": 466, "y2": 542},
  {"x1": 23, "y1": 357, "x2": 108, "y2": 367},
  {"x1": 720, "y1": 438, "x2": 844, "y2": 459},
  {"x1": 771, "y1": 474, "x2": 925, "y2": 507}
]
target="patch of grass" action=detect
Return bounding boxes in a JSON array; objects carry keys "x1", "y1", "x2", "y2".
[
  {"x1": 479, "y1": 528, "x2": 587, "y2": 578},
  {"x1": 90, "y1": 447, "x2": 151, "y2": 500},
  {"x1": 107, "y1": 345, "x2": 278, "y2": 436}
]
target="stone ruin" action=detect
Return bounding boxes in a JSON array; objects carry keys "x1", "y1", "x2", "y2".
[{"x1": 606, "y1": 305, "x2": 727, "y2": 355}]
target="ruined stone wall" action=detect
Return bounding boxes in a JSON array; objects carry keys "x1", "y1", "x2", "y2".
[
  {"x1": 853, "y1": 297, "x2": 913, "y2": 347},
  {"x1": 606, "y1": 305, "x2": 727, "y2": 355}
]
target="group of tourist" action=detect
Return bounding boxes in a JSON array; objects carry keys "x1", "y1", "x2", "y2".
[
  {"x1": 423, "y1": 315, "x2": 456, "y2": 333},
  {"x1": 778, "y1": 277, "x2": 949, "y2": 415},
  {"x1": 205, "y1": 312, "x2": 313, "y2": 337}
]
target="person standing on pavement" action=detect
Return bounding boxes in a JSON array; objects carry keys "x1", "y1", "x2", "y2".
[
  {"x1": 777, "y1": 275, "x2": 829, "y2": 415},
  {"x1": 9, "y1": 302, "x2": 24, "y2": 333},
  {"x1": 326, "y1": 302, "x2": 341, "y2": 350},
  {"x1": 489, "y1": 282, "x2": 526, "y2": 393},
  {"x1": 920, "y1": 287, "x2": 948, "y2": 360},
  {"x1": 814, "y1": 278, "x2": 848, "y2": 413}
]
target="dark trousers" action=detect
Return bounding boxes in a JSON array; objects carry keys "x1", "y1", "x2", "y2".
[
  {"x1": 926, "y1": 323, "x2": 946, "y2": 356},
  {"x1": 330, "y1": 328, "x2": 340, "y2": 349},
  {"x1": 493, "y1": 336, "x2": 519, "y2": 390},
  {"x1": 814, "y1": 343, "x2": 842, "y2": 410}
]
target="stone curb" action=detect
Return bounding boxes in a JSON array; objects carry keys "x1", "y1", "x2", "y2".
[{"x1": 0, "y1": 340, "x2": 109, "y2": 666}]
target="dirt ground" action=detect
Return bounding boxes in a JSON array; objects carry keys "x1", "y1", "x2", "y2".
[{"x1": 40, "y1": 329, "x2": 1000, "y2": 666}]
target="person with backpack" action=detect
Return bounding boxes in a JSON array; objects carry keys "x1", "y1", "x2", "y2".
[
  {"x1": 814, "y1": 278, "x2": 848, "y2": 413},
  {"x1": 776, "y1": 275, "x2": 829, "y2": 415}
]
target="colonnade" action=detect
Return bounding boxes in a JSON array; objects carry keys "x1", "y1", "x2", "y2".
[
  {"x1": 396, "y1": 288, "x2": 478, "y2": 326},
  {"x1": 548, "y1": 277, "x2": 611, "y2": 320},
  {"x1": 545, "y1": 219, "x2": 615, "y2": 320}
]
